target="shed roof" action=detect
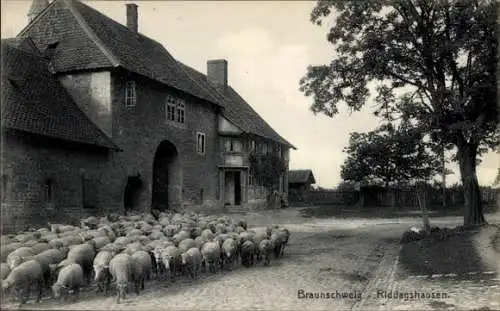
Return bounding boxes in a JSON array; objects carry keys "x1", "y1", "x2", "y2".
[{"x1": 288, "y1": 169, "x2": 316, "y2": 184}]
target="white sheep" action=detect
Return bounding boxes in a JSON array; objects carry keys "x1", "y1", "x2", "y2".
[
  {"x1": 109, "y1": 253, "x2": 134, "y2": 304},
  {"x1": 93, "y1": 250, "x2": 114, "y2": 295},
  {"x1": 181, "y1": 247, "x2": 202, "y2": 280},
  {"x1": 221, "y1": 238, "x2": 238, "y2": 269},
  {"x1": 201, "y1": 241, "x2": 221, "y2": 274},
  {"x1": 52, "y1": 263, "x2": 84, "y2": 302},
  {"x1": 2, "y1": 260, "x2": 44, "y2": 306}
]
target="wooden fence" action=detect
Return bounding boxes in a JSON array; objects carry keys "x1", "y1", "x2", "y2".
[{"x1": 289, "y1": 187, "x2": 499, "y2": 210}]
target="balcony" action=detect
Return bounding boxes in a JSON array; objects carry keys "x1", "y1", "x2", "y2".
[{"x1": 222, "y1": 152, "x2": 245, "y2": 167}]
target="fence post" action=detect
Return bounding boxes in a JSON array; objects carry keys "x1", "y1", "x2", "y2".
[{"x1": 357, "y1": 190, "x2": 364, "y2": 210}]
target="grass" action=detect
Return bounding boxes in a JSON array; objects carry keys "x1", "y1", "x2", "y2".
[{"x1": 398, "y1": 225, "x2": 497, "y2": 277}]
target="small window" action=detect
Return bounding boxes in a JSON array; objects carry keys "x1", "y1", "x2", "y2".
[
  {"x1": 44, "y1": 178, "x2": 54, "y2": 204},
  {"x1": 197, "y1": 132, "x2": 206, "y2": 155},
  {"x1": 125, "y1": 81, "x2": 137, "y2": 107},
  {"x1": 1, "y1": 174, "x2": 8, "y2": 201}
]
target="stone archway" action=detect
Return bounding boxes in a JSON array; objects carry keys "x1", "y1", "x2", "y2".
[
  {"x1": 152, "y1": 140, "x2": 179, "y2": 211},
  {"x1": 124, "y1": 174, "x2": 144, "y2": 213}
]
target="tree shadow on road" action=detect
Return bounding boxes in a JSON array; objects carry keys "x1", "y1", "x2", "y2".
[
  {"x1": 398, "y1": 228, "x2": 496, "y2": 280},
  {"x1": 299, "y1": 205, "x2": 463, "y2": 219}
]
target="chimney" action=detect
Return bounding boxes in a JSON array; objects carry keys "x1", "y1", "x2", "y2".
[
  {"x1": 126, "y1": 3, "x2": 138, "y2": 33},
  {"x1": 207, "y1": 59, "x2": 228, "y2": 88},
  {"x1": 28, "y1": 0, "x2": 49, "y2": 22}
]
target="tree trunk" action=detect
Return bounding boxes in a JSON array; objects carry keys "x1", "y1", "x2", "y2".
[
  {"x1": 417, "y1": 185, "x2": 431, "y2": 233},
  {"x1": 441, "y1": 144, "x2": 447, "y2": 209},
  {"x1": 457, "y1": 142, "x2": 486, "y2": 226}
]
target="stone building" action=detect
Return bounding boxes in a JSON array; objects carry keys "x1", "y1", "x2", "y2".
[{"x1": 1, "y1": 0, "x2": 295, "y2": 231}]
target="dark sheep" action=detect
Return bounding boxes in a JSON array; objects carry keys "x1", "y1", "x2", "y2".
[
  {"x1": 258, "y1": 239, "x2": 273, "y2": 266},
  {"x1": 131, "y1": 251, "x2": 152, "y2": 294},
  {"x1": 240, "y1": 240, "x2": 255, "y2": 268}
]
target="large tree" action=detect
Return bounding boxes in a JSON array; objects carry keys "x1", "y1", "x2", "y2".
[
  {"x1": 300, "y1": 0, "x2": 498, "y2": 226},
  {"x1": 341, "y1": 122, "x2": 442, "y2": 186}
]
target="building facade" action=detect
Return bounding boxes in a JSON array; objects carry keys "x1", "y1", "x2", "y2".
[{"x1": 1, "y1": 0, "x2": 294, "y2": 231}]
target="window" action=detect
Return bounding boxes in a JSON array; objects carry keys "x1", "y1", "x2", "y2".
[
  {"x1": 196, "y1": 132, "x2": 206, "y2": 154},
  {"x1": 176, "y1": 101, "x2": 185, "y2": 123},
  {"x1": 1, "y1": 174, "x2": 8, "y2": 201},
  {"x1": 125, "y1": 81, "x2": 136, "y2": 107},
  {"x1": 166, "y1": 96, "x2": 176, "y2": 121},
  {"x1": 251, "y1": 140, "x2": 256, "y2": 151},
  {"x1": 262, "y1": 143, "x2": 269, "y2": 155},
  {"x1": 43, "y1": 178, "x2": 54, "y2": 204},
  {"x1": 166, "y1": 96, "x2": 185, "y2": 124},
  {"x1": 224, "y1": 137, "x2": 242, "y2": 152}
]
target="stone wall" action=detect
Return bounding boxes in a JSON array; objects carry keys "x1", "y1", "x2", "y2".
[{"x1": 1, "y1": 131, "x2": 112, "y2": 233}]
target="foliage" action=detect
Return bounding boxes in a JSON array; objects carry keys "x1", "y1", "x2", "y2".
[
  {"x1": 341, "y1": 121, "x2": 442, "y2": 186},
  {"x1": 302, "y1": 0, "x2": 498, "y2": 151},
  {"x1": 494, "y1": 168, "x2": 500, "y2": 186},
  {"x1": 300, "y1": 0, "x2": 498, "y2": 225},
  {"x1": 249, "y1": 151, "x2": 287, "y2": 189}
]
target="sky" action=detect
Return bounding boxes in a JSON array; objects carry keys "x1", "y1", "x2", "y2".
[{"x1": 1, "y1": 0, "x2": 498, "y2": 188}]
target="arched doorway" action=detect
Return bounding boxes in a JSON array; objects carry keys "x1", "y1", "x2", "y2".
[
  {"x1": 152, "y1": 140, "x2": 178, "y2": 211},
  {"x1": 124, "y1": 175, "x2": 144, "y2": 213}
]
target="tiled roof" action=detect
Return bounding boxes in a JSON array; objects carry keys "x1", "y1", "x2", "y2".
[
  {"x1": 17, "y1": 0, "x2": 294, "y2": 149},
  {"x1": 288, "y1": 169, "x2": 316, "y2": 184},
  {"x1": 1, "y1": 40, "x2": 119, "y2": 150},
  {"x1": 18, "y1": 0, "x2": 220, "y2": 106},
  {"x1": 177, "y1": 62, "x2": 296, "y2": 149}
]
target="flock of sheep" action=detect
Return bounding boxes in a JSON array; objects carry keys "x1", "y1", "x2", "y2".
[{"x1": 1, "y1": 211, "x2": 291, "y2": 306}]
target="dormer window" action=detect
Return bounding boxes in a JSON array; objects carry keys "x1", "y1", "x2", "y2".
[
  {"x1": 47, "y1": 42, "x2": 59, "y2": 49},
  {"x1": 125, "y1": 81, "x2": 136, "y2": 107}
]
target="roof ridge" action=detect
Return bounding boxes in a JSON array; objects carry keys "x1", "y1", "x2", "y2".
[
  {"x1": 225, "y1": 85, "x2": 296, "y2": 148},
  {"x1": 64, "y1": 0, "x2": 120, "y2": 67},
  {"x1": 175, "y1": 61, "x2": 246, "y2": 133},
  {"x1": 172, "y1": 59, "x2": 219, "y2": 104}
]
